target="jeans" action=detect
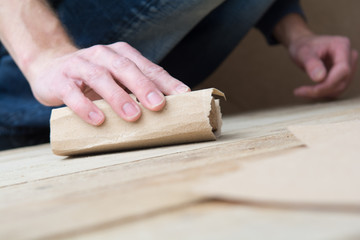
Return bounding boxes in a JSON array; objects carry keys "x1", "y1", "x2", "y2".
[{"x1": 0, "y1": 0, "x2": 275, "y2": 150}]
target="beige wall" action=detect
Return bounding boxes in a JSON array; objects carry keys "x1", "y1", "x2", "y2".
[{"x1": 196, "y1": 0, "x2": 360, "y2": 114}]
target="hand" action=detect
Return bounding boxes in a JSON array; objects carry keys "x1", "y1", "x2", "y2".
[
  {"x1": 27, "y1": 42, "x2": 190, "y2": 126},
  {"x1": 288, "y1": 34, "x2": 358, "y2": 99}
]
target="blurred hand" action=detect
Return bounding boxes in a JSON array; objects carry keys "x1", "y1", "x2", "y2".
[
  {"x1": 288, "y1": 34, "x2": 358, "y2": 99},
  {"x1": 28, "y1": 42, "x2": 190, "y2": 125}
]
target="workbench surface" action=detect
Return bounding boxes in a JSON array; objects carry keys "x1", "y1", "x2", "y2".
[{"x1": 1, "y1": 97, "x2": 360, "y2": 240}]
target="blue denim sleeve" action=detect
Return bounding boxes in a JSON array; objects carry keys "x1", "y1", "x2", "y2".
[{"x1": 255, "y1": 0, "x2": 305, "y2": 45}]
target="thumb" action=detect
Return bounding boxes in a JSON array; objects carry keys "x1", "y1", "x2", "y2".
[{"x1": 297, "y1": 51, "x2": 327, "y2": 82}]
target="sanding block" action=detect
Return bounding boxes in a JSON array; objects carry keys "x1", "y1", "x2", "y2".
[{"x1": 50, "y1": 88, "x2": 224, "y2": 156}]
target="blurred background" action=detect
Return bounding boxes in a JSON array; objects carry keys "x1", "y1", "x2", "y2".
[{"x1": 196, "y1": 0, "x2": 360, "y2": 114}]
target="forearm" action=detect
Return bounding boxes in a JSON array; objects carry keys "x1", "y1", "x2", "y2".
[
  {"x1": 0, "y1": 0, "x2": 76, "y2": 79},
  {"x1": 0, "y1": 0, "x2": 189, "y2": 126},
  {"x1": 273, "y1": 13, "x2": 313, "y2": 47}
]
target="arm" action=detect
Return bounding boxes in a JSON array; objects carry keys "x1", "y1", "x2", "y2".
[
  {"x1": 0, "y1": 0, "x2": 75, "y2": 76},
  {"x1": 0, "y1": 0, "x2": 189, "y2": 125},
  {"x1": 273, "y1": 13, "x2": 358, "y2": 99}
]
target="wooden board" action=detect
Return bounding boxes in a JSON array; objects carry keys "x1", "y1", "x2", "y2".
[{"x1": 1, "y1": 97, "x2": 360, "y2": 239}]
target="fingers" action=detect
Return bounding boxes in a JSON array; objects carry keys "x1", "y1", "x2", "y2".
[
  {"x1": 297, "y1": 49, "x2": 327, "y2": 82},
  {"x1": 49, "y1": 42, "x2": 189, "y2": 126},
  {"x1": 78, "y1": 43, "x2": 190, "y2": 114},
  {"x1": 108, "y1": 42, "x2": 190, "y2": 95},
  {"x1": 65, "y1": 56, "x2": 141, "y2": 122},
  {"x1": 294, "y1": 37, "x2": 356, "y2": 99},
  {"x1": 330, "y1": 37, "x2": 352, "y2": 67},
  {"x1": 82, "y1": 45, "x2": 166, "y2": 111},
  {"x1": 324, "y1": 48, "x2": 357, "y2": 98},
  {"x1": 294, "y1": 59, "x2": 352, "y2": 98},
  {"x1": 350, "y1": 49, "x2": 359, "y2": 80},
  {"x1": 59, "y1": 80, "x2": 105, "y2": 126},
  {"x1": 332, "y1": 49, "x2": 360, "y2": 97}
]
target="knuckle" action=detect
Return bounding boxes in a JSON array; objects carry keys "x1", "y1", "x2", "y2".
[
  {"x1": 114, "y1": 41, "x2": 131, "y2": 49},
  {"x1": 66, "y1": 56, "x2": 83, "y2": 70},
  {"x1": 113, "y1": 56, "x2": 133, "y2": 69},
  {"x1": 135, "y1": 78, "x2": 152, "y2": 89},
  {"x1": 112, "y1": 42, "x2": 140, "y2": 54},
  {"x1": 68, "y1": 55, "x2": 82, "y2": 65},
  {"x1": 144, "y1": 65, "x2": 167, "y2": 76},
  {"x1": 297, "y1": 45, "x2": 312, "y2": 57},
  {"x1": 108, "y1": 88, "x2": 126, "y2": 103},
  {"x1": 334, "y1": 36, "x2": 350, "y2": 47},
  {"x1": 71, "y1": 98, "x2": 88, "y2": 114},
  {"x1": 307, "y1": 60, "x2": 321, "y2": 69},
  {"x1": 58, "y1": 82, "x2": 76, "y2": 99},
  {"x1": 88, "y1": 45, "x2": 108, "y2": 57},
  {"x1": 339, "y1": 64, "x2": 351, "y2": 77},
  {"x1": 112, "y1": 42, "x2": 130, "y2": 52},
  {"x1": 86, "y1": 66, "x2": 107, "y2": 84}
]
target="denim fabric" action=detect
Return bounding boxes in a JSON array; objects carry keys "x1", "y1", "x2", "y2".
[
  {"x1": 55, "y1": 0, "x2": 226, "y2": 62},
  {"x1": 0, "y1": 46, "x2": 53, "y2": 150},
  {"x1": 0, "y1": 0, "x2": 303, "y2": 150},
  {"x1": 160, "y1": 0, "x2": 276, "y2": 87}
]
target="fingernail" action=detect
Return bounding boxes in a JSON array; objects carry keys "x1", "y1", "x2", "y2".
[
  {"x1": 89, "y1": 111, "x2": 103, "y2": 125},
  {"x1": 146, "y1": 91, "x2": 164, "y2": 107},
  {"x1": 122, "y1": 102, "x2": 140, "y2": 117},
  {"x1": 176, "y1": 85, "x2": 190, "y2": 93},
  {"x1": 312, "y1": 68, "x2": 325, "y2": 81}
]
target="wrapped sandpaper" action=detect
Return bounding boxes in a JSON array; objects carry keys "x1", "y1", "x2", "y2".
[{"x1": 50, "y1": 88, "x2": 224, "y2": 156}]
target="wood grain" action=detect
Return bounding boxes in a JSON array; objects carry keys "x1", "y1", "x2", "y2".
[{"x1": 1, "y1": 97, "x2": 360, "y2": 240}]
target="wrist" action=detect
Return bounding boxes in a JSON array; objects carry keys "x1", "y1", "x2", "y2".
[
  {"x1": 0, "y1": 0, "x2": 79, "y2": 81},
  {"x1": 274, "y1": 13, "x2": 314, "y2": 48},
  {"x1": 21, "y1": 42, "x2": 78, "y2": 82}
]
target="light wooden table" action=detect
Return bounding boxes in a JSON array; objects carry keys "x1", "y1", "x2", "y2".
[{"x1": 1, "y1": 97, "x2": 360, "y2": 240}]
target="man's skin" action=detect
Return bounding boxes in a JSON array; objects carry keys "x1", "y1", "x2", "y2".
[
  {"x1": 0, "y1": 1, "x2": 357, "y2": 126},
  {"x1": 274, "y1": 13, "x2": 358, "y2": 99}
]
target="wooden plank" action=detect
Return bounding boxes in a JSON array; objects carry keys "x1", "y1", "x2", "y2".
[
  {"x1": 0, "y1": 141, "x2": 226, "y2": 187},
  {"x1": 0, "y1": 132, "x2": 299, "y2": 239},
  {"x1": 0, "y1": 97, "x2": 359, "y2": 239},
  {"x1": 66, "y1": 201, "x2": 360, "y2": 240},
  {"x1": 1, "y1": 97, "x2": 359, "y2": 188},
  {"x1": 0, "y1": 131, "x2": 299, "y2": 208},
  {"x1": 68, "y1": 202, "x2": 360, "y2": 240}
]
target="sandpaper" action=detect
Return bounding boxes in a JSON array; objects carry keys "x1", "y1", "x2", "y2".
[{"x1": 50, "y1": 88, "x2": 224, "y2": 156}]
